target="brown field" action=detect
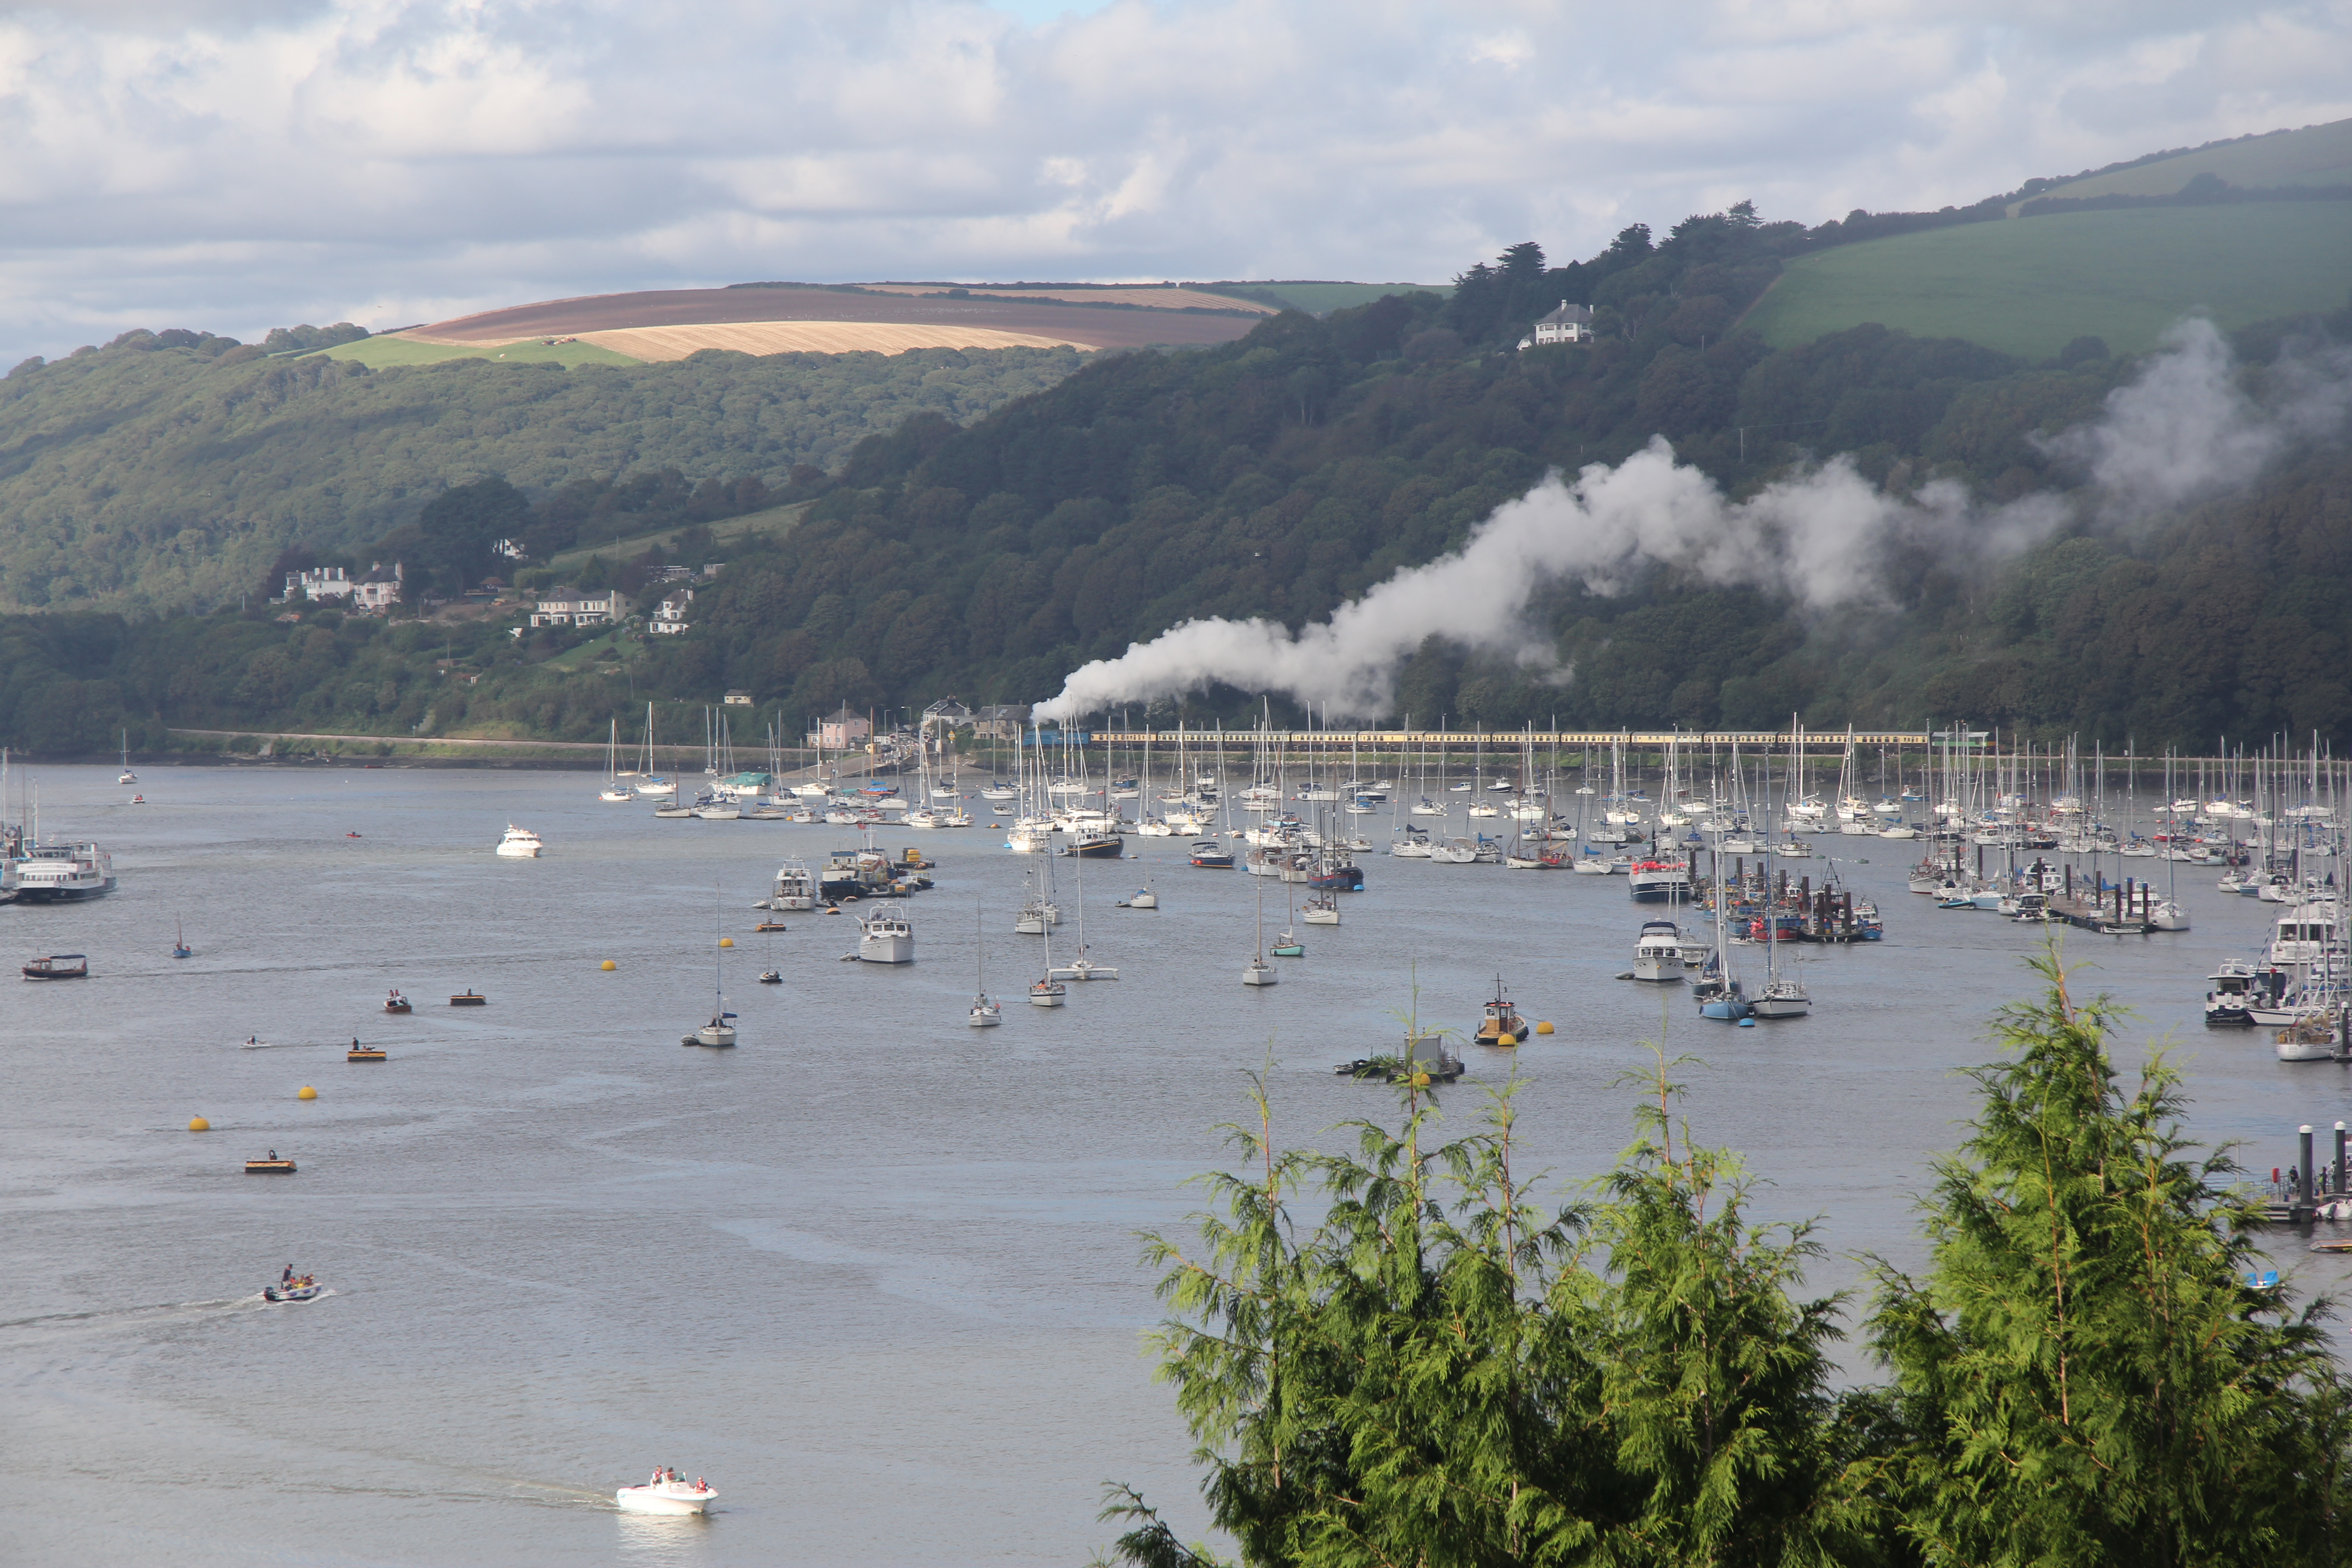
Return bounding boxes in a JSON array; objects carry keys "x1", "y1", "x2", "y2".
[
  {"x1": 573, "y1": 322, "x2": 1088, "y2": 360},
  {"x1": 405, "y1": 286, "x2": 1260, "y2": 351},
  {"x1": 855, "y1": 283, "x2": 1275, "y2": 313}
]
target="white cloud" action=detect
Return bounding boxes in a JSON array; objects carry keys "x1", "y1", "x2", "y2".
[{"x1": 0, "y1": 0, "x2": 2344, "y2": 363}]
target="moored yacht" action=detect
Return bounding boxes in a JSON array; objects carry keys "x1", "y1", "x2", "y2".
[
  {"x1": 857, "y1": 913, "x2": 915, "y2": 964},
  {"x1": 1626, "y1": 857, "x2": 1693, "y2": 902},
  {"x1": 494, "y1": 825, "x2": 543, "y2": 858},
  {"x1": 1632, "y1": 921, "x2": 1687, "y2": 982},
  {"x1": 769, "y1": 858, "x2": 816, "y2": 911}
]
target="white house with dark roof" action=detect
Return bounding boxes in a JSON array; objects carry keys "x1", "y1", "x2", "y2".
[
  {"x1": 649, "y1": 586, "x2": 694, "y2": 634},
  {"x1": 529, "y1": 586, "x2": 619, "y2": 628},
  {"x1": 1527, "y1": 301, "x2": 1594, "y2": 347}
]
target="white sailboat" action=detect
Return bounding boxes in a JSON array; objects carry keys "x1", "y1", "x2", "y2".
[
  {"x1": 684, "y1": 892, "x2": 738, "y2": 1046},
  {"x1": 117, "y1": 730, "x2": 136, "y2": 785},
  {"x1": 599, "y1": 718, "x2": 632, "y2": 801},
  {"x1": 1049, "y1": 852, "x2": 1119, "y2": 980},
  {"x1": 633, "y1": 702, "x2": 677, "y2": 797},
  {"x1": 1031, "y1": 909, "x2": 1067, "y2": 1006},
  {"x1": 1750, "y1": 738, "x2": 1810, "y2": 1019},
  {"x1": 1242, "y1": 871, "x2": 1279, "y2": 985},
  {"x1": 970, "y1": 897, "x2": 1002, "y2": 1025}
]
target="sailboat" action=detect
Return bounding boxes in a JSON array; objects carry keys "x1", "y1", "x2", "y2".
[
  {"x1": 599, "y1": 718, "x2": 632, "y2": 801},
  {"x1": 757, "y1": 919, "x2": 782, "y2": 984},
  {"x1": 684, "y1": 892, "x2": 739, "y2": 1046},
  {"x1": 1270, "y1": 872, "x2": 1304, "y2": 957},
  {"x1": 171, "y1": 916, "x2": 192, "y2": 960},
  {"x1": 118, "y1": 730, "x2": 136, "y2": 785},
  {"x1": 1049, "y1": 852, "x2": 1119, "y2": 980},
  {"x1": 1030, "y1": 907, "x2": 1067, "y2": 1006},
  {"x1": 1750, "y1": 736, "x2": 1810, "y2": 1019},
  {"x1": 1243, "y1": 872, "x2": 1280, "y2": 985},
  {"x1": 634, "y1": 702, "x2": 677, "y2": 798},
  {"x1": 1694, "y1": 829, "x2": 1753, "y2": 1022},
  {"x1": 970, "y1": 897, "x2": 1002, "y2": 1025}
]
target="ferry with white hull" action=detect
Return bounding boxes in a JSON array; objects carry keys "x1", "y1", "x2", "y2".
[{"x1": 7, "y1": 843, "x2": 115, "y2": 902}]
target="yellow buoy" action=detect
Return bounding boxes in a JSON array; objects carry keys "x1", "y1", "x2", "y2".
[
  {"x1": 1498, "y1": 1033, "x2": 1518, "y2": 1047},
  {"x1": 1536, "y1": 1021, "x2": 1555, "y2": 1035},
  {"x1": 188, "y1": 1116, "x2": 210, "y2": 1132},
  {"x1": 600, "y1": 959, "x2": 617, "y2": 971},
  {"x1": 718, "y1": 936, "x2": 734, "y2": 948},
  {"x1": 298, "y1": 1086, "x2": 317, "y2": 1100}
]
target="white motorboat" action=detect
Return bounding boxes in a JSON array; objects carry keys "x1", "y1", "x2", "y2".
[
  {"x1": 615, "y1": 1477, "x2": 717, "y2": 1515},
  {"x1": 8, "y1": 843, "x2": 116, "y2": 901},
  {"x1": 858, "y1": 913, "x2": 915, "y2": 964},
  {"x1": 495, "y1": 825, "x2": 543, "y2": 858},
  {"x1": 769, "y1": 858, "x2": 816, "y2": 911},
  {"x1": 1632, "y1": 921, "x2": 1686, "y2": 982}
]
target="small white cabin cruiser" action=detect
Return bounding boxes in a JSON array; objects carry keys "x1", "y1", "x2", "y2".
[
  {"x1": 769, "y1": 858, "x2": 817, "y2": 911},
  {"x1": 495, "y1": 825, "x2": 543, "y2": 858},
  {"x1": 1632, "y1": 921, "x2": 1687, "y2": 982},
  {"x1": 615, "y1": 1475, "x2": 717, "y2": 1515},
  {"x1": 858, "y1": 913, "x2": 915, "y2": 964}
]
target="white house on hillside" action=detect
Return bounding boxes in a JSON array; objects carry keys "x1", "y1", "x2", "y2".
[
  {"x1": 649, "y1": 587, "x2": 694, "y2": 634},
  {"x1": 529, "y1": 586, "x2": 619, "y2": 628},
  {"x1": 1525, "y1": 301, "x2": 1595, "y2": 347}
]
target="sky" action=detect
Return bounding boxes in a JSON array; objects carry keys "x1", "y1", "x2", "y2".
[{"x1": 0, "y1": 0, "x2": 2346, "y2": 366}]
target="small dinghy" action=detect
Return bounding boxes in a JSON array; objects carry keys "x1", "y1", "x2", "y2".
[
  {"x1": 264, "y1": 1273, "x2": 322, "y2": 1303},
  {"x1": 348, "y1": 1040, "x2": 386, "y2": 1061},
  {"x1": 616, "y1": 1473, "x2": 716, "y2": 1515},
  {"x1": 245, "y1": 1152, "x2": 296, "y2": 1174},
  {"x1": 448, "y1": 990, "x2": 487, "y2": 1006},
  {"x1": 384, "y1": 989, "x2": 412, "y2": 1014}
]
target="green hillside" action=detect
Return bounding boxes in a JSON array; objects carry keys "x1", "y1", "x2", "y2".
[
  {"x1": 1192, "y1": 281, "x2": 1448, "y2": 314},
  {"x1": 2020, "y1": 117, "x2": 2352, "y2": 209},
  {"x1": 544, "y1": 501, "x2": 806, "y2": 576},
  {"x1": 1743, "y1": 203, "x2": 2352, "y2": 358},
  {"x1": 313, "y1": 335, "x2": 639, "y2": 369}
]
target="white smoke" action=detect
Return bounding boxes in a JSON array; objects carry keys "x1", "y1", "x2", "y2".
[{"x1": 1034, "y1": 319, "x2": 2346, "y2": 722}]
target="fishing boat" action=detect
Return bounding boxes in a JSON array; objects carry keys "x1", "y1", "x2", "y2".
[
  {"x1": 1631, "y1": 920, "x2": 1686, "y2": 982},
  {"x1": 448, "y1": 990, "x2": 487, "y2": 1006},
  {"x1": 857, "y1": 912, "x2": 915, "y2": 964},
  {"x1": 22, "y1": 954, "x2": 87, "y2": 980},
  {"x1": 384, "y1": 989, "x2": 412, "y2": 1013},
  {"x1": 615, "y1": 1476, "x2": 718, "y2": 1516},
  {"x1": 1472, "y1": 978, "x2": 1525, "y2": 1046},
  {"x1": 1626, "y1": 857, "x2": 1693, "y2": 902},
  {"x1": 171, "y1": 918, "x2": 192, "y2": 960},
  {"x1": 495, "y1": 824, "x2": 543, "y2": 858}
]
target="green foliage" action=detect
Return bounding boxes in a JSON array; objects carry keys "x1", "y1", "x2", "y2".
[
  {"x1": 1112, "y1": 961, "x2": 2352, "y2": 1567},
  {"x1": 1742, "y1": 204, "x2": 2352, "y2": 358},
  {"x1": 1867, "y1": 955, "x2": 2352, "y2": 1565},
  {"x1": 0, "y1": 338, "x2": 1085, "y2": 613}
]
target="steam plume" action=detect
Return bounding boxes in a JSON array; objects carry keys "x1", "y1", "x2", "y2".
[{"x1": 1034, "y1": 319, "x2": 2346, "y2": 722}]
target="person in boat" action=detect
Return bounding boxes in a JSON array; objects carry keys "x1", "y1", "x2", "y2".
[{"x1": 267, "y1": 1149, "x2": 278, "y2": 1160}]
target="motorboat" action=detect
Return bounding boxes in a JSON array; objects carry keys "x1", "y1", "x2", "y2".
[
  {"x1": 384, "y1": 989, "x2": 412, "y2": 1013},
  {"x1": 495, "y1": 824, "x2": 543, "y2": 857},
  {"x1": 615, "y1": 1477, "x2": 717, "y2": 1515},
  {"x1": 858, "y1": 913, "x2": 915, "y2": 964},
  {"x1": 22, "y1": 954, "x2": 88, "y2": 980},
  {"x1": 757, "y1": 968, "x2": 782, "y2": 984},
  {"x1": 1626, "y1": 858, "x2": 1693, "y2": 902},
  {"x1": 1632, "y1": 921, "x2": 1686, "y2": 982},
  {"x1": 1473, "y1": 980, "x2": 1526, "y2": 1045},
  {"x1": 263, "y1": 1275, "x2": 322, "y2": 1302},
  {"x1": 9, "y1": 843, "x2": 115, "y2": 901},
  {"x1": 2204, "y1": 963, "x2": 2270, "y2": 1028}
]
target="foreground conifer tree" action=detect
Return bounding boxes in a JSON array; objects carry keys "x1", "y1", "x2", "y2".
[
  {"x1": 1865, "y1": 956, "x2": 2350, "y2": 1565},
  {"x1": 1106, "y1": 957, "x2": 2351, "y2": 1567}
]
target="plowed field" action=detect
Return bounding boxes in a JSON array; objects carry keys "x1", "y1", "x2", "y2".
[
  {"x1": 404, "y1": 285, "x2": 1259, "y2": 351},
  {"x1": 855, "y1": 283, "x2": 1274, "y2": 313}
]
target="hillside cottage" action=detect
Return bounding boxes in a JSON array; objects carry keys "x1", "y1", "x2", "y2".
[
  {"x1": 972, "y1": 703, "x2": 1030, "y2": 740},
  {"x1": 1525, "y1": 301, "x2": 1594, "y2": 347},
  {"x1": 723, "y1": 690, "x2": 753, "y2": 706},
  {"x1": 649, "y1": 587, "x2": 694, "y2": 634},
  {"x1": 529, "y1": 586, "x2": 618, "y2": 627}
]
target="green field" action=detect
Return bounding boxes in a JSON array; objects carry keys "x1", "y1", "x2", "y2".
[
  {"x1": 1191, "y1": 281, "x2": 1448, "y2": 314},
  {"x1": 544, "y1": 502, "x2": 808, "y2": 577},
  {"x1": 309, "y1": 334, "x2": 641, "y2": 369},
  {"x1": 1742, "y1": 203, "x2": 2352, "y2": 358},
  {"x1": 2020, "y1": 117, "x2": 2352, "y2": 209}
]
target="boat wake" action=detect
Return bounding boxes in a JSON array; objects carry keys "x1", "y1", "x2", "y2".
[
  {"x1": 236, "y1": 1039, "x2": 322, "y2": 1050},
  {"x1": 0, "y1": 1294, "x2": 289, "y2": 1333}
]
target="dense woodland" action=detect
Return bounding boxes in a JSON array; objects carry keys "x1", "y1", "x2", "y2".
[{"x1": 1, "y1": 196, "x2": 2349, "y2": 755}]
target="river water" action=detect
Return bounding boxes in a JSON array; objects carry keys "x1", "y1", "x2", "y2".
[{"x1": 3, "y1": 764, "x2": 2345, "y2": 1567}]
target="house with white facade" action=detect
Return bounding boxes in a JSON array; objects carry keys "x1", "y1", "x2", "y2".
[
  {"x1": 529, "y1": 585, "x2": 619, "y2": 628},
  {"x1": 1526, "y1": 301, "x2": 1595, "y2": 347},
  {"x1": 649, "y1": 587, "x2": 694, "y2": 634}
]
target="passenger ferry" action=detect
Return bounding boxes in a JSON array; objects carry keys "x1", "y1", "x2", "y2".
[{"x1": 7, "y1": 843, "x2": 116, "y2": 902}]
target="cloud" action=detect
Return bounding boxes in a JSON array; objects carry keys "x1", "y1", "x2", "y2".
[
  {"x1": 1034, "y1": 320, "x2": 2352, "y2": 722},
  {"x1": 0, "y1": 0, "x2": 2344, "y2": 363}
]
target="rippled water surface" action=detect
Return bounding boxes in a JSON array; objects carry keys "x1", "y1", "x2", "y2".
[{"x1": 4, "y1": 763, "x2": 2344, "y2": 1566}]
